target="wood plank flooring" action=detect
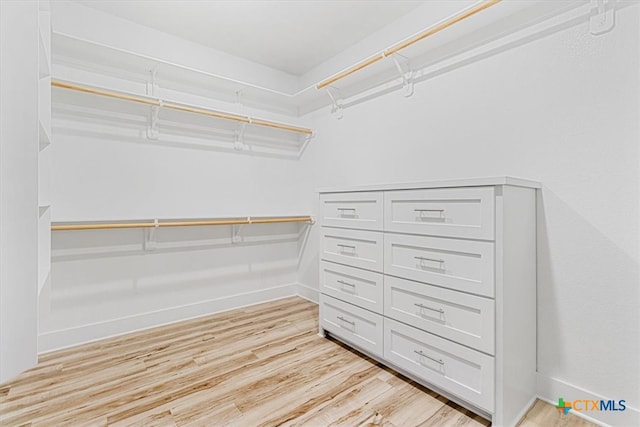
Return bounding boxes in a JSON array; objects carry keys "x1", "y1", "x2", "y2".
[{"x1": 0, "y1": 297, "x2": 596, "y2": 426}]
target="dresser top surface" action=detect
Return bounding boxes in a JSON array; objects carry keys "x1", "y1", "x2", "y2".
[{"x1": 318, "y1": 176, "x2": 541, "y2": 193}]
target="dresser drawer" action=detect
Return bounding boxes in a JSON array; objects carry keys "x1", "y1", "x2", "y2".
[
  {"x1": 384, "y1": 276, "x2": 495, "y2": 354},
  {"x1": 384, "y1": 318, "x2": 495, "y2": 412},
  {"x1": 320, "y1": 294, "x2": 384, "y2": 357},
  {"x1": 320, "y1": 261, "x2": 383, "y2": 314},
  {"x1": 384, "y1": 233, "x2": 494, "y2": 297},
  {"x1": 384, "y1": 187, "x2": 495, "y2": 240},
  {"x1": 320, "y1": 192, "x2": 383, "y2": 231},
  {"x1": 320, "y1": 228, "x2": 383, "y2": 272}
]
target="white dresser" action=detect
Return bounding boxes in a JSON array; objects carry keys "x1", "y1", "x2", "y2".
[{"x1": 318, "y1": 177, "x2": 539, "y2": 427}]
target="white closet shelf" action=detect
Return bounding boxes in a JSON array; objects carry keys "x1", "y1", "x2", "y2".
[
  {"x1": 52, "y1": 32, "x2": 311, "y2": 113},
  {"x1": 39, "y1": 121, "x2": 51, "y2": 150},
  {"x1": 306, "y1": 0, "x2": 587, "y2": 112},
  {"x1": 52, "y1": 2, "x2": 583, "y2": 116},
  {"x1": 39, "y1": 36, "x2": 51, "y2": 78},
  {"x1": 52, "y1": 79, "x2": 313, "y2": 135},
  {"x1": 315, "y1": 0, "x2": 501, "y2": 90},
  {"x1": 38, "y1": 207, "x2": 51, "y2": 293},
  {"x1": 51, "y1": 216, "x2": 314, "y2": 231},
  {"x1": 49, "y1": 1, "x2": 525, "y2": 115}
]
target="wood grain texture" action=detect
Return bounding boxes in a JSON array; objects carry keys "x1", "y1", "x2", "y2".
[
  {"x1": 51, "y1": 216, "x2": 313, "y2": 231},
  {"x1": 0, "y1": 297, "x2": 594, "y2": 426},
  {"x1": 316, "y1": 0, "x2": 501, "y2": 89},
  {"x1": 517, "y1": 400, "x2": 598, "y2": 427}
]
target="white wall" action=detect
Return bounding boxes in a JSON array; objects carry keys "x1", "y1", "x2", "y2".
[
  {"x1": 39, "y1": 223, "x2": 303, "y2": 351},
  {"x1": 52, "y1": 1, "x2": 298, "y2": 94},
  {"x1": 0, "y1": 0, "x2": 39, "y2": 382},
  {"x1": 40, "y1": 1, "x2": 309, "y2": 352},
  {"x1": 297, "y1": 2, "x2": 640, "y2": 425},
  {"x1": 299, "y1": 0, "x2": 479, "y2": 89}
]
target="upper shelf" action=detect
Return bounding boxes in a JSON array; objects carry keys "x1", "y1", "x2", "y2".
[
  {"x1": 52, "y1": 1, "x2": 588, "y2": 117},
  {"x1": 52, "y1": 80, "x2": 313, "y2": 135},
  {"x1": 52, "y1": 32, "x2": 311, "y2": 116}
]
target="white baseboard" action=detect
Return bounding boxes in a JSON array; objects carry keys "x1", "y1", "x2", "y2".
[
  {"x1": 296, "y1": 283, "x2": 319, "y2": 303},
  {"x1": 537, "y1": 373, "x2": 639, "y2": 427},
  {"x1": 510, "y1": 396, "x2": 537, "y2": 427},
  {"x1": 38, "y1": 283, "x2": 299, "y2": 354}
]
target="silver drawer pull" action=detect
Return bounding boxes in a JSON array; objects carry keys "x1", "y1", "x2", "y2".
[
  {"x1": 414, "y1": 350, "x2": 444, "y2": 365},
  {"x1": 414, "y1": 303, "x2": 444, "y2": 314},
  {"x1": 337, "y1": 280, "x2": 356, "y2": 287},
  {"x1": 337, "y1": 207, "x2": 356, "y2": 212},
  {"x1": 337, "y1": 244, "x2": 356, "y2": 252},
  {"x1": 414, "y1": 209, "x2": 445, "y2": 219},
  {"x1": 415, "y1": 256, "x2": 445, "y2": 267},
  {"x1": 337, "y1": 316, "x2": 355, "y2": 325}
]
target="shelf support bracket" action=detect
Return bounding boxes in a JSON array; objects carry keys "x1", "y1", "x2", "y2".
[
  {"x1": 297, "y1": 131, "x2": 315, "y2": 159},
  {"x1": 590, "y1": 0, "x2": 615, "y2": 35},
  {"x1": 387, "y1": 53, "x2": 414, "y2": 97},
  {"x1": 147, "y1": 104, "x2": 161, "y2": 140},
  {"x1": 234, "y1": 121, "x2": 248, "y2": 151},
  {"x1": 146, "y1": 69, "x2": 161, "y2": 140},
  {"x1": 235, "y1": 90, "x2": 247, "y2": 114},
  {"x1": 325, "y1": 87, "x2": 343, "y2": 120},
  {"x1": 146, "y1": 68, "x2": 159, "y2": 96},
  {"x1": 232, "y1": 219, "x2": 248, "y2": 244},
  {"x1": 144, "y1": 219, "x2": 159, "y2": 251}
]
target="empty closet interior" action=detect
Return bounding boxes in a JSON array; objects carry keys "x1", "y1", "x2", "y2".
[{"x1": 0, "y1": 1, "x2": 638, "y2": 426}]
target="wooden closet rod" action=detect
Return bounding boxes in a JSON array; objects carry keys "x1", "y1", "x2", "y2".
[
  {"x1": 316, "y1": 0, "x2": 501, "y2": 89},
  {"x1": 51, "y1": 80, "x2": 313, "y2": 135},
  {"x1": 51, "y1": 216, "x2": 313, "y2": 231}
]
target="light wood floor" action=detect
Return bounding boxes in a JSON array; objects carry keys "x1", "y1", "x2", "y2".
[{"x1": 0, "y1": 297, "x2": 596, "y2": 426}]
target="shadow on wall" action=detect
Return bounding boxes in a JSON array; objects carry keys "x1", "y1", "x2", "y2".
[
  {"x1": 52, "y1": 222, "x2": 302, "y2": 260},
  {"x1": 537, "y1": 187, "x2": 639, "y2": 404},
  {"x1": 48, "y1": 223, "x2": 305, "y2": 310},
  {"x1": 52, "y1": 90, "x2": 311, "y2": 160},
  {"x1": 340, "y1": 1, "x2": 635, "y2": 113}
]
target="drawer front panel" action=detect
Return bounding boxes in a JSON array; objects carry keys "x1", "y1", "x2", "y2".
[
  {"x1": 384, "y1": 187, "x2": 495, "y2": 240},
  {"x1": 320, "y1": 261, "x2": 383, "y2": 314},
  {"x1": 384, "y1": 233, "x2": 494, "y2": 297},
  {"x1": 384, "y1": 318, "x2": 495, "y2": 412},
  {"x1": 384, "y1": 276, "x2": 495, "y2": 354},
  {"x1": 320, "y1": 294, "x2": 383, "y2": 357},
  {"x1": 321, "y1": 228, "x2": 383, "y2": 272},
  {"x1": 320, "y1": 192, "x2": 383, "y2": 230}
]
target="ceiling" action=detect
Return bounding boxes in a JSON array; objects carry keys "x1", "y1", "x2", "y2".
[{"x1": 73, "y1": 0, "x2": 426, "y2": 76}]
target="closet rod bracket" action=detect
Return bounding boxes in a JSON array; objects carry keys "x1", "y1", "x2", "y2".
[
  {"x1": 296, "y1": 131, "x2": 315, "y2": 159},
  {"x1": 325, "y1": 87, "x2": 344, "y2": 120},
  {"x1": 232, "y1": 219, "x2": 248, "y2": 244},
  {"x1": 387, "y1": 53, "x2": 414, "y2": 97},
  {"x1": 147, "y1": 104, "x2": 161, "y2": 140},
  {"x1": 589, "y1": 0, "x2": 615, "y2": 35},
  {"x1": 146, "y1": 69, "x2": 161, "y2": 140},
  {"x1": 144, "y1": 219, "x2": 160, "y2": 251},
  {"x1": 234, "y1": 121, "x2": 249, "y2": 150}
]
